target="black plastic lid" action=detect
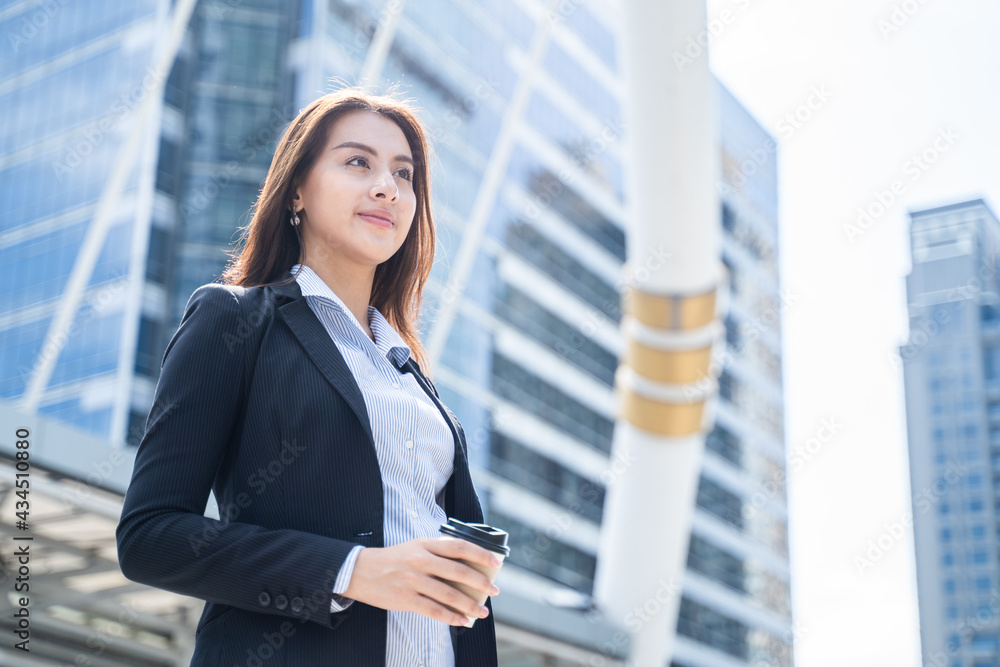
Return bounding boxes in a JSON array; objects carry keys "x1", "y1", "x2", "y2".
[{"x1": 439, "y1": 518, "x2": 510, "y2": 556}]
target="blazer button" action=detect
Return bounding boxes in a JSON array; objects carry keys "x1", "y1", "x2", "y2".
[
  {"x1": 258, "y1": 592, "x2": 271, "y2": 607},
  {"x1": 274, "y1": 594, "x2": 288, "y2": 610},
  {"x1": 290, "y1": 597, "x2": 304, "y2": 613}
]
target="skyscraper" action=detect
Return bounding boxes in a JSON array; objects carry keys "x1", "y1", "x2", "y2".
[
  {"x1": 2, "y1": 0, "x2": 174, "y2": 441},
  {"x1": 1, "y1": 0, "x2": 792, "y2": 663},
  {"x1": 902, "y1": 198, "x2": 1000, "y2": 666}
]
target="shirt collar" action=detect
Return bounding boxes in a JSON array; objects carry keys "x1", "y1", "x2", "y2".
[{"x1": 291, "y1": 263, "x2": 411, "y2": 367}]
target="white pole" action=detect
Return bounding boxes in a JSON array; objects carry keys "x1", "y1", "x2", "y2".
[
  {"x1": 592, "y1": 0, "x2": 723, "y2": 664},
  {"x1": 18, "y1": 0, "x2": 199, "y2": 414}
]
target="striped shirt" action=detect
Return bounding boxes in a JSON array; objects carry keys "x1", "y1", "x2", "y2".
[{"x1": 291, "y1": 263, "x2": 456, "y2": 667}]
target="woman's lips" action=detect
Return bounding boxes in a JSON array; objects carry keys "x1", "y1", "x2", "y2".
[{"x1": 358, "y1": 213, "x2": 393, "y2": 228}]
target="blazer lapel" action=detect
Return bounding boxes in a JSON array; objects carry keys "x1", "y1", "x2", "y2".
[
  {"x1": 400, "y1": 357, "x2": 469, "y2": 518},
  {"x1": 269, "y1": 271, "x2": 375, "y2": 449}
]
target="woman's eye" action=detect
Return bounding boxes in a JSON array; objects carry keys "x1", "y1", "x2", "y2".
[{"x1": 348, "y1": 156, "x2": 411, "y2": 181}]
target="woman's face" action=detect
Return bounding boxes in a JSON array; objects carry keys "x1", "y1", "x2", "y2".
[{"x1": 294, "y1": 109, "x2": 417, "y2": 274}]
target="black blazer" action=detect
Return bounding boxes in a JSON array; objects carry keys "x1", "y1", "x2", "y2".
[{"x1": 116, "y1": 269, "x2": 498, "y2": 666}]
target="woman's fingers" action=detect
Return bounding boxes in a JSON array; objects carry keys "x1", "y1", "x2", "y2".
[
  {"x1": 342, "y1": 538, "x2": 497, "y2": 624},
  {"x1": 427, "y1": 555, "x2": 496, "y2": 599},
  {"x1": 416, "y1": 576, "x2": 490, "y2": 625},
  {"x1": 429, "y1": 536, "x2": 501, "y2": 570},
  {"x1": 412, "y1": 595, "x2": 470, "y2": 626},
  {"x1": 424, "y1": 538, "x2": 501, "y2": 597}
]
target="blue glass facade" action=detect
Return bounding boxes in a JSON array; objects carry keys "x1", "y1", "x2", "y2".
[
  {"x1": 1, "y1": 0, "x2": 165, "y2": 439},
  {"x1": 903, "y1": 199, "x2": 1000, "y2": 667},
  {"x1": 163, "y1": 0, "x2": 295, "y2": 323}
]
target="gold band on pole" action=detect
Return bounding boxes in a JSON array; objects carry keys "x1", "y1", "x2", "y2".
[
  {"x1": 624, "y1": 286, "x2": 716, "y2": 331},
  {"x1": 619, "y1": 388, "x2": 705, "y2": 436},
  {"x1": 626, "y1": 341, "x2": 713, "y2": 384},
  {"x1": 619, "y1": 286, "x2": 717, "y2": 435}
]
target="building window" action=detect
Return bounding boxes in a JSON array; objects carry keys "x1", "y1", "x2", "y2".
[
  {"x1": 145, "y1": 226, "x2": 172, "y2": 286},
  {"x1": 705, "y1": 424, "x2": 742, "y2": 468},
  {"x1": 505, "y1": 221, "x2": 621, "y2": 321},
  {"x1": 488, "y1": 430, "x2": 604, "y2": 523},
  {"x1": 494, "y1": 284, "x2": 617, "y2": 387},
  {"x1": 486, "y1": 510, "x2": 596, "y2": 594},
  {"x1": 154, "y1": 137, "x2": 182, "y2": 196},
  {"x1": 985, "y1": 347, "x2": 1000, "y2": 381},
  {"x1": 677, "y1": 597, "x2": 748, "y2": 660},
  {"x1": 491, "y1": 353, "x2": 614, "y2": 453},
  {"x1": 696, "y1": 477, "x2": 744, "y2": 531},
  {"x1": 687, "y1": 535, "x2": 745, "y2": 592},
  {"x1": 126, "y1": 409, "x2": 148, "y2": 447},
  {"x1": 941, "y1": 528, "x2": 952, "y2": 542},
  {"x1": 719, "y1": 369, "x2": 734, "y2": 402},
  {"x1": 134, "y1": 316, "x2": 163, "y2": 379}
]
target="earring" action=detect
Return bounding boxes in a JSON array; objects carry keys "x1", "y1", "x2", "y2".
[{"x1": 290, "y1": 209, "x2": 300, "y2": 226}]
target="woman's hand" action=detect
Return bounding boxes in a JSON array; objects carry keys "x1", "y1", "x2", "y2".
[{"x1": 342, "y1": 537, "x2": 501, "y2": 625}]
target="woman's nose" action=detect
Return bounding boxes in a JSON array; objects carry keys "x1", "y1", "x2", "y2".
[{"x1": 371, "y1": 170, "x2": 398, "y2": 200}]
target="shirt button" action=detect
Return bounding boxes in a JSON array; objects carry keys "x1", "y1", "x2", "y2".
[
  {"x1": 392, "y1": 382, "x2": 400, "y2": 389},
  {"x1": 409, "y1": 509, "x2": 418, "y2": 520},
  {"x1": 405, "y1": 439, "x2": 413, "y2": 449}
]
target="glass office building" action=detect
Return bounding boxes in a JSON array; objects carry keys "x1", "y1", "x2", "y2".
[
  {"x1": 902, "y1": 199, "x2": 1000, "y2": 667},
  {"x1": 0, "y1": 0, "x2": 792, "y2": 663},
  {"x1": 1, "y1": 0, "x2": 169, "y2": 441}
]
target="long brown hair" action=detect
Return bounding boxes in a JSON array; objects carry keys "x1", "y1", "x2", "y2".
[{"x1": 220, "y1": 85, "x2": 437, "y2": 376}]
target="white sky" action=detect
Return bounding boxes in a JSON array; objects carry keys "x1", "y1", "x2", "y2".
[{"x1": 704, "y1": 0, "x2": 1000, "y2": 665}]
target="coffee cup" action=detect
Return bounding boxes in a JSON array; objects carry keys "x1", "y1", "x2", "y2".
[{"x1": 437, "y1": 518, "x2": 510, "y2": 627}]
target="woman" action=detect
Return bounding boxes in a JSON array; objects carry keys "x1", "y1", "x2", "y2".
[{"x1": 116, "y1": 87, "x2": 500, "y2": 666}]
